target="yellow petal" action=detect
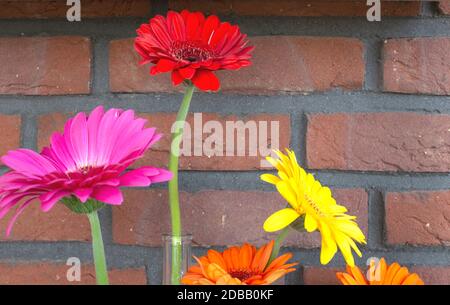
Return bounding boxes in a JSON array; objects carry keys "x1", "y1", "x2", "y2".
[
  {"x1": 260, "y1": 174, "x2": 281, "y2": 185},
  {"x1": 263, "y1": 208, "x2": 299, "y2": 232},
  {"x1": 276, "y1": 181, "x2": 298, "y2": 209},
  {"x1": 319, "y1": 224, "x2": 338, "y2": 265},
  {"x1": 304, "y1": 214, "x2": 318, "y2": 232}
]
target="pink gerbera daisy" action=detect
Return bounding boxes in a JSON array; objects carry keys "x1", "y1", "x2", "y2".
[{"x1": 0, "y1": 106, "x2": 172, "y2": 235}]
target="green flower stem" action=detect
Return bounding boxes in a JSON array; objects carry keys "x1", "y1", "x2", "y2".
[
  {"x1": 87, "y1": 210, "x2": 109, "y2": 285},
  {"x1": 168, "y1": 83, "x2": 195, "y2": 285},
  {"x1": 268, "y1": 226, "x2": 291, "y2": 265}
]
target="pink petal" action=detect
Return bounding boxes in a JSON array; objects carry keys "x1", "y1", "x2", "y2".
[
  {"x1": 49, "y1": 133, "x2": 76, "y2": 172},
  {"x1": 6, "y1": 197, "x2": 35, "y2": 237},
  {"x1": 40, "y1": 190, "x2": 69, "y2": 212},
  {"x1": 87, "y1": 106, "x2": 104, "y2": 166},
  {"x1": 2, "y1": 149, "x2": 56, "y2": 176},
  {"x1": 119, "y1": 170, "x2": 151, "y2": 187},
  {"x1": 73, "y1": 188, "x2": 93, "y2": 203},
  {"x1": 91, "y1": 186, "x2": 123, "y2": 205},
  {"x1": 150, "y1": 168, "x2": 173, "y2": 183},
  {"x1": 70, "y1": 112, "x2": 89, "y2": 168}
]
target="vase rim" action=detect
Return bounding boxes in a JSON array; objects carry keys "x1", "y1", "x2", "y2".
[{"x1": 161, "y1": 233, "x2": 193, "y2": 241}]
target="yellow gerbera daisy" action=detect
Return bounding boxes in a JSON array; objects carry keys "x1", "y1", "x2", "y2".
[{"x1": 261, "y1": 149, "x2": 366, "y2": 267}]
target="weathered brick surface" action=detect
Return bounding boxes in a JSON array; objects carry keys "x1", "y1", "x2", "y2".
[
  {"x1": 303, "y1": 266, "x2": 341, "y2": 285},
  {"x1": 0, "y1": 36, "x2": 91, "y2": 95},
  {"x1": 412, "y1": 267, "x2": 450, "y2": 285},
  {"x1": 384, "y1": 38, "x2": 450, "y2": 95},
  {"x1": 385, "y1": 191, "x2": 450, "y2": 246},
  {"x1": 0, "y1": 202, "x2": 90, "y2": 242},
  {"x1": 137, "y1": 113, "x2": 291, "y2": 170},
  {"x1": 110, "y1": 37, "x2": 364, "y2": 94},
  {"x1": 0, "y1": 262, "x2": 147, "y2": 285},
  {"x1": 303, "y1": 266, "x2": 450, "y2": 285},
  {"x1": 38, "y1": 112, "x2": 291, "y2": 171},
  {"x1": 0, "y1": 0, "x2": 151, "y2": 19},
  {"x1": 169, "y1": 0, "x2": 420, "y2": 16},
  {"x1": 112, "y1": 188, "x2": 367, "y2": 247},
  {"x1": 306, "y1": 113, "x2": 450, "y2": 172},
  {"x1": 439, "y1": 1, "x2": 450, "y2": 15},
  {"x1": 0, "y1": 114, "x2": 21, "y2": 158}
]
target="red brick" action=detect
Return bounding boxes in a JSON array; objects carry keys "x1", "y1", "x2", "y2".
[
  {"x1": 0, "y1": 0, "x2": 151, "y2": 19},
  {"x1": 169, "y1": 0, "x2": 420, "y2": 17},
  {"x1": 37, "y1": 112, "x2": 68, "y2": 151},
  {"x1": 439, "y1": 1, "x2": 450, "y2": 15},
  {"x1": 0, "y1": 114, "x2": 21, "y2": 158},
  {"x1": 0, "y1": 36, "x2": 91, "y2": 95},
  {"x1": 411, "y1": 267, "x2": 450, "y2": 285},
  {"x1": 109, "y1": 37, "x2": 364, "y2": 94},
  {"x1": 112, "y1": 188, "x2": 367, "y2": 247},
  {"x1": 303, "y1": 266, "x2": 341, "y2": 285},
  {"x1": 303, "y1": 266, "x2": 450, "y2": 285},
  {"x1": 0, "y1": 202, "x2": 90, "y2": 242},
  {"x1": 386, "y1": 191, "x2": 450, "y2": 246},
  {"x1": 38, "y1": 112, "x2": 290, "y2": 171},
  {"x1": 306, "y1": 113, "x2": 450, "y2": 172},
  {"x1": 0, "y1": 262, "x2": 146, "y2": 285},
  {"x1": 139, "y1": 112, "x2": 290, "y2": 170},
  {"x1": 384, "y1": 37, "x2": 450, "y2": 95}
]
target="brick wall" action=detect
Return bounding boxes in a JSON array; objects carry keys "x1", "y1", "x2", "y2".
[{"x1": 0, "y1": 0, "x2": 449, "y2": 285}]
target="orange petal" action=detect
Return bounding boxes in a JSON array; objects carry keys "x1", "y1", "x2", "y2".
[
  {"x1": 198, "y1": 278, "x2": 215, "y2": 285},
  {"x1": 222, "y1": 249, "x2": 234, "y2": 271},
  {"x1": 238, "y1": 244, "x2": 253, "y2": 270},
  {"x1": 341, "y1": 272, "x2": 361, "y2": 285},
  {"x1": 402, "y1": 273, "x2": 424, "y2": 285},
  {"x1": 181, "y1": 274, "x2": 203, "y2": 285},
  {"x1": 207, "y1": 249, "x2": 227, "y2": 271},
  {"x1": 391, "y1": 267, "x2": 410, "y2": 285},
  {"x1": 263, "y1": 269, "x2": 287, "y2": 284},
  {"x1": 248, "y1": 279, "x2": 266, "y2": 285},
  {"x1": 206, "y1": 263, "x2": 228, "y2": 282},
  {"x1": 193, "y1": 256, "x2": 209, "y2": 278},
  {"x1": 265, "y1": 252, "x2": 293, "y2": 273},
  {"x1": 336, "y1": 272, "x2": 350, "y2": 285},
  {"x1": 378, "y1": 258, "x2": 387, "y2": 284},
  {"x1": 187, "y1": 265, "x2": 203, "y2": 275},
  {"x1": 348, "y1": 265, "x2": 368, "y2": 285},
  {"x1": 229, "y1": 247, "x2": 240, "y2": 271},
  {"x1": 250, "y1": 245, "x2": 265, "y2": 270},
  {"x1": 384, "y1": 262, "x2": 401, "y2": 285},
  {"x1": 257, "y1": 241, "x2": 274, "y2": 273}
]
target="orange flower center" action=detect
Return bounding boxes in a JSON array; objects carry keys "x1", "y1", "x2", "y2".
[
  {"x1": 171, "y1": 40, "x2": 214, "y2": 62},
  {"x1": 229, "y1": 270, "x2": 254, "y2": 281}
]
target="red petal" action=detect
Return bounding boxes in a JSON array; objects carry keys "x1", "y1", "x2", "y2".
[
  {"x1": 192, "y1": 70, "x2": 220, "y2": 91},
  {"x1": 155, "y1": 59, "x2": 176, "y2": 73},
  {"x1": 171, "y1": 70, "x2": 184, "y2": 86},
  {"x1": 202, "y1": 15, "x2": 220, "y2": 44},
  {"x1": 179, "y1": 66, "x2": 196, "y2": 79},
  {"x1": 185, "y1": 11, "x2": 200, "y2": 40},
  {"x1": 167, "y1": 11, "x2": 186, "y2": 41},
  {"x1": 210, "y1": 22, "x2": 232, "y2": 48}
]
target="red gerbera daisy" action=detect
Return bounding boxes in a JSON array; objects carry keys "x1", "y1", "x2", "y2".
[{"x1": 134, "y1": 10, "x2": 254, "y2": 91}]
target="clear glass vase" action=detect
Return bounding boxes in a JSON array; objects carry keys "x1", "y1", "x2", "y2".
[{"x1": 162, "y1": 234, "x2": 192, "y2": 285}]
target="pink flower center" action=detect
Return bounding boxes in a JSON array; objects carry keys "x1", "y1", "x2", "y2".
[{"x1": 171, "y1": 40, "x2": 214, "y2": 63}]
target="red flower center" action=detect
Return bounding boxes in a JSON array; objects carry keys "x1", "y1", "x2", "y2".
[
  {"x1": 171, "y1": 40, "x2": 214, "y2": 63},
  {"x1": 229, "y1": 270, "x2": 254, "y2": 281}
]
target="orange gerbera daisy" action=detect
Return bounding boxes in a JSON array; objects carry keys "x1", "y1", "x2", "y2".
[
  {"x1": 336, "y1": 258, "x2": 424, "y2": 285},
  {"x1": 181, "y1": 241, "x2": 297, "y2": 285}
]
